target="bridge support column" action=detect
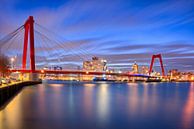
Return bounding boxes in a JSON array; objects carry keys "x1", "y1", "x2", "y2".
[
  {"x1": 149, "y1": 54, "x2": 165, "y2": 76},
  {"x1": 22, "y1": 23, "x2": 29, "y2": 70},
  {"x1": 22, "y1": 16, "x2": 36, "y2": 73},
  {"x1": 29, "y1": 16, "x2": 36, "y2": 72}
]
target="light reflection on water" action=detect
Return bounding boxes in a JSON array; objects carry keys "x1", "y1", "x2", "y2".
[
  {"x1": 182, "y1": 83, "x2": 194, "y2": 129},
  {"x1": 0, "y1": 82, "x2": 194, "y2": 129},
  {"x1": 97, "y1": 84, "x2": 109, "y2": 125}
]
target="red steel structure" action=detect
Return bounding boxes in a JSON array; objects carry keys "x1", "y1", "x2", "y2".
[
  {"x1": 149, "y1": 54, "x2": 165, "y2": 76},
  {"x1": 22, "y1": 16, "x2": 36, "y2": 73},
  {"x1": 8, "y1": 16, "x2": 159, "y2": 78},
  {"x1": 18, "y1": 16, "x2": 149, "y2": 78},
  {"x1": 10, "y1": 69, "x2": 150, "y2": 78}
]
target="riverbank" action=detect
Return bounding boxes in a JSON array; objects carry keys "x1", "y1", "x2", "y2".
[{"x1": 0, "y1": 81, "x2": 42, "y2": 109}]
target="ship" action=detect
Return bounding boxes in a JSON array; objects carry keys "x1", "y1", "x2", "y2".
[
  {"x1": 93, "y1": 77, "x2": 115, "y2": 82},
  {"x1": 146, "y1": 77, "x2": 161, "y2": 82}
]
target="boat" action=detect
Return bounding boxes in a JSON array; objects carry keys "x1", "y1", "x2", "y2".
[
  {"x1": 146, "y1": 77, "x2": 161, "y2": 82},
  {"x1": 93, "y1": 77, "x2": 115, "y2": 82}
]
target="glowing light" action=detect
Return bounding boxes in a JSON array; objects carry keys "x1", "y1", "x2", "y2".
[{"x1": 11, "y1": 57, "x2": 15, "y2": 62}]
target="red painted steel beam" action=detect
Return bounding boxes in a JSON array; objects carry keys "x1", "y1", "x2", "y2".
[
  {"x1": 158, "y1": 54, "x2": 165, "y2": 76},
  {"x1": 149, "y1": 54, "x2": 165, "y2": 76},
  {"x1": 22, "y1": 19, "x2": 29, "y2": 70},
  {"x1": 29, "y1": 16, "x2": 36, "y2": 72},
  {"x1": 149, "y1": 55, "x2": 155, "y2": 75},
  {"x1": 9, "y1": 69, "x2": 149, "y2": 78},
  {"x1": 22, "y1": 16, "x2": 36, "y2": 73}
]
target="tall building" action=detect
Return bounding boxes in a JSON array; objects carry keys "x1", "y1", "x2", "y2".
[
  {"x1": 83, "y1": 56, "x2": 107, "y2": 72},
  {"x1": 141, "y1": 66, "x2": 149, "y2": 75},
  {"x1": 168, "y1": 69, "x2": 180, "y2": 80},
  {"x1": 83, "y1": 61, "x2": 93, "y2": 71},
  {"x1": 132, "y1": 62, "x2": 139, "y2": 74}
]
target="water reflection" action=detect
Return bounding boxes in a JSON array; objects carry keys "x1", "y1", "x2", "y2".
[
  {"x1": 182, "y1": 82, "x2": 194, "y2": 129},
  {"x1": 0, "y1": 92, "x2": 23, "y2": 129},
  {"x1": 127, "y1": 83, "x2": 159, "y2": 116},
  {"x1": 127, "y1": 83, "x2": 139, "y2": 114},
  {"x1": 0, "y1": 82, "x2": 194, "y2": 129},
  {"x1": 83, "y1": 84, "x2": 94, "y2": 117},
  {"x1": 97, "y1": 84, "x2": 109, "y2": 123},
  {"x1": 37, "y1": 85, "x2": 47, "y2": 118},
  {"x1": 49, "y1": 84, "x2": 64, "y2": 118}
]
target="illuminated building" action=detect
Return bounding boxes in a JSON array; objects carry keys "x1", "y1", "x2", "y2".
[
  {"x1": 82, "y1": 57, "x2": 107, "y2": 81},
  {"x1": 167, "y1": 69, "x2": 194, "y2": 81},
  {"x1": 141, "y1": 66, "x2": 149, "y2": 75},
  {"x1": 168, "y1": 69, "x2": 180, "y2": 80},
  {"x1": 83, "y1": 56, "x2": 107, "y2": 72},
  {"x1": 83, "y1": 61, "x2": 93, "y2": 71},
  {"x1": 132, "y1": 61, "x2": 139, "y2": 74}
]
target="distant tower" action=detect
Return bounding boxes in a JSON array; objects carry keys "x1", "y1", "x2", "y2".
[{"x1": 132, "y1": 61, "x2": 139, "y2": 74}]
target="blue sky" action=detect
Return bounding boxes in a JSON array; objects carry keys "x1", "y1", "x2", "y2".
[{"x1": 0, "y1": 0, "x2": 194, "y2": 72}]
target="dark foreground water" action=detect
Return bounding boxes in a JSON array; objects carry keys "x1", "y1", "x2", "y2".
[{"x1": 0, "y1": 81, "x2": 194, "y2": 129}]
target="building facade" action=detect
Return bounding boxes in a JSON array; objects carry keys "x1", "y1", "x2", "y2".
[
  {"x1": 83, "y1": 57, "x2": 107, "y2": 72},
  {"x1": 132, "y1": 62, "x2": 139, "y2": 74}
]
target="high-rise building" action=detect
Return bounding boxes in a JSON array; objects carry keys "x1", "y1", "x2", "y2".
[
  {"x1": 132, "y1": 62, "x2": 139, "y2": 74},
  {"x1": 83, "y1": 61, "x2": 93, "y2": 71},
  {"x1": 141, "y1": 66, "x2": 149, "y2": 75},
  {"x1": 168, "y1": 69, "x2": 180, "y2": 80},
  {"x1": 83, "y1": 56, "x2": 107, "y2": 72}
]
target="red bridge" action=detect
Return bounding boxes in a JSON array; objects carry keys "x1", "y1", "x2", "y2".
[{"x1": 1, "y1": 16, "x2": 166, "y2": 79}]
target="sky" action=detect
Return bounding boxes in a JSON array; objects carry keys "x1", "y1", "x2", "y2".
[{"x1": 0, "y1": 0, "x2": 194, "y2": 72}]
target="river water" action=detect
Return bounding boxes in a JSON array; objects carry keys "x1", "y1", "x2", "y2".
[{"x1": 0, "y1": 81, "x2": 194, "y2": 129}]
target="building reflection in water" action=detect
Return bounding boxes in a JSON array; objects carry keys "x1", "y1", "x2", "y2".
[
  {"x1": 36, "y1": 85, "x2": 46, "y2": 118},
  {"x1": 126, "y1": 82, "x2": 159, "y2": 116},
  {"x1": 127, "y1": 83, "x2": 139, "y2": 114},
  {"x1": 97, "y1": 84, "x2": 110, "y2": 125},
  {"x1": 83, "y1": 83, "x2": 95, "y2": 118},
  {"x1": 48, "y1": 84, "x2": 64, "y2": 118},
  {"x1": 182, "y1": 82, "x2": 194, "y2": 129}
]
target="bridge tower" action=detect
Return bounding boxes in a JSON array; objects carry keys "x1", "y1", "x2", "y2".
[
  {"x1": 22, "y1": 16, "x2": 35, "y2": 72},
  {"x1": 149, "y1": 54, "x2": 165, "y2": 76},
  {"x1": 22, "y1": 16, "x2": 38, "y2": 81}
]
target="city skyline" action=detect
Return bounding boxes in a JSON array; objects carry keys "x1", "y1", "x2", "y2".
[{"x1": 0, "y1": 0, "x2": 194, "y2": 72}]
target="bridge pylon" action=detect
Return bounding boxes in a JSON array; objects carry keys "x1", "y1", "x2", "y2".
[
  {"x1": 22, "y1": 16, "x2": 35, "y2": 73},
  {"x1": 22, "y1": 16, "x2": 38, "y2": 81},
  {"x1": 149, "y1": 54, "x2": 165, "y2": 76}
]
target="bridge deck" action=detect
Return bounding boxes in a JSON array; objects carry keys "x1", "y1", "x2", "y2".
[{"x1": 10, "y1": 69, "x2": 150, "y2": 78}]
